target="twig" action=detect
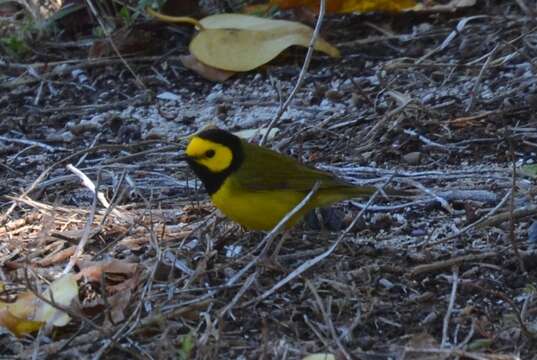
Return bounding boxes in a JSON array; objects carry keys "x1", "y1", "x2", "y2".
[
  {"x1": 476, "y1": 204, "x2": 537, "y2": 229},
  {"x1": 244, "y1": 178, "x2": 390, "y2": 306},
  {"x1": 403, "y1": 129, "x2": 461, "y2": 152},
  {"x1": 466, "y1": 44, "x2": 498, "y2": 113},
  {"x1": 441, "y1": 266, "x2": 459, "y2": 348},
  {"x1": 409, "y1": 253, "x2": 497, "y2": 276},
  {"x1": 401, "y1": 178, "x2": 453, "y2": 214},
  {"x1": 416, "y1": 16, "x2": 488, "y2": 64},
  {"x1": 260, "y1": 0, "x2": 326, "y2": 145},
  {"x1": 0, "y1": 135, "x2": 56, "y2": 152},
  {"x1": 217, "y1": 272, "x2": 256, "y2": 319},
  {"x1": 508, "y1": 139, "x2": 527, "y2": 273},
  {"x1": 84, "y1": 0, "x2": 145, "y2": 89},
  {"x1": 67, "y1": 164, "x2": 110, "y2": 208},
  {"x1": 400, "y1": 347, "x2": 520, "y2": 360},
  {"x1": 463, "y1": 282, "x2": 537, "y2": 340},
  {"x1": 423, "y1": 190, "x2": 512, "y2": 247},
  {"x1": 62, "y1": 170, "x2": 100, "y2": 275},
  {"x1": 307, "y1": 281, "x2": 351, "y2": 359},
  {"x1": 0, "y1": 141, "x2": 162, "y2": 225}
]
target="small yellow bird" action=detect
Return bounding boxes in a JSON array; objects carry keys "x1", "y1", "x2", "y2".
[{"x1": 182, "y1": 128, "x2": 386, "y2": 230}]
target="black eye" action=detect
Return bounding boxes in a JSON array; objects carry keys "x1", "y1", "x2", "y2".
[{"x1": 205, "y1": 149, "x2": 215, "y2": 158}]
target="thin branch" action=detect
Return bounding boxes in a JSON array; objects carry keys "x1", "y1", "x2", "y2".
[
  {"x1": 260, "y1": 0, "x2": 327, "y2": 145},
  {"x1": 441, "y1": 267, "x2": 459, "y2": 348}
]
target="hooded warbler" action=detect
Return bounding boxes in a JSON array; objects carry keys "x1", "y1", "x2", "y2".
[{"x1": 182, "y1": 128, "x2": 385, "y2": 230}]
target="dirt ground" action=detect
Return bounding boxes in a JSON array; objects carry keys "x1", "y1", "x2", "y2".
[{"x1": 1, "y1": 1, "x2": 537, "y2": 359}]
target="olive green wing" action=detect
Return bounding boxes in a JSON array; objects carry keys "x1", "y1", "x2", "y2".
[{"x1": 234, "y1": 140, "x2": 354, "y2": 192}]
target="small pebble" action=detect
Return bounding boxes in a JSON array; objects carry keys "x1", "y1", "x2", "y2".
[
  {"x1": 46, "y1": 131, "x2": 74, "y2": 143},
  {"x1": 378, "y1": 278, "x2": 394, "y2": 289},
  {"x1": 145, "y1": 129, "x2": 165, "y2": 140},
  {"x1": 156, "y1": 92, "x2": 180, "y2": 101},
  {"x1": 403, "y1": 151, "x2": 422, "y2": 165},
  {"x1": 411, "y1": 228, "x2": 427, "y2": 237},
  {"x1": 325, "y1": 89, "x2": 343, "y2": 102}
]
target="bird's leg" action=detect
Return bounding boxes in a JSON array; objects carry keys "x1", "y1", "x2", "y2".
[
  {"x1": 258, "y1": 231, "x2": 293, "y2": 272},
  {"x1": 272, "y1": 230, "x2": 292, "y2": 259}
]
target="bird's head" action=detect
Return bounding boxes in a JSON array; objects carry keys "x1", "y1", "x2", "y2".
[{"x1": 182, "y1": 128, "x2": 243, "y2": 194}]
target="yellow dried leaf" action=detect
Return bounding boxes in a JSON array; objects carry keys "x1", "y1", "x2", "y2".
[
  {"x1": 0, "y1": 274, "x2": 78, "y2": 336},
  {"x1": 180, "y1": 54, "x2": 236, "y2": 82},
  {"x1": 190, "y1": 14, "x2": 339, "y2": 71},
  {"x1": 35, "y1": 274, "x2": 78, "y2": 326},
  {"x1": 270, "y1": 0, "x2": 415, "y2": 13},
  {"x1": 0, "y1": 310, "x2": 43, "y2": 337},
  {"x1": 147, "y1": 9, "x2": 340, "y2": 72}
]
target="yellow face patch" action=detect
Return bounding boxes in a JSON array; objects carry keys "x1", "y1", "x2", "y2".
[{"x1": 186, "y1": 136, "x2": 233, "y2": 173}]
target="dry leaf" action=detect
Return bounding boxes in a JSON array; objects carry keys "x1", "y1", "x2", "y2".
[
  {"x1": 107, "y1": 290, "x2": 132, "y2": 323},
  {"x1": 148, "y1": 9, "x2": 340, "y2": 73},
  {"x1": 270, "y1": 0, "x2": 416, "y2": 13},
  {"x1": 0, "y1": 274, "x2": 78, "y2": 336},
  {"x1": 400, "y1": 333, "x2": 449, "y2": 360},
  {"x1": 37, "y1": 246, "x2": 76, "y2": 267},
  {"x1": 190, "y1": 13, "x2": 339, "y2": 71},
  {"x1": 34, "y1": 274, "x2": 78, "y2": 326},
  {"x1": 180, "y1": 54, "x2": 236, "y2": 81},
  {"x1": 0, "y1": 310, "x2": 43, "y2": 337},
  {"x1": 76, "y1": 259, "x2": 139, "y2": 282}
]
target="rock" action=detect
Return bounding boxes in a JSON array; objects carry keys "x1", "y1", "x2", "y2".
[
  {"x1": 325, "y1": 89, "x2": 343, "y2": 102},
  {"x1": 46, "y1": 131, "x2": 74, "y2": 143},
  {"x1": 403, "y1": 151, "x2": 422, "y2": 165}
]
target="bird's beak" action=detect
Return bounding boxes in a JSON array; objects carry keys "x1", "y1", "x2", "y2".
[{"x1": 177, "y1": 155, "x2": 190, "y2": 162}]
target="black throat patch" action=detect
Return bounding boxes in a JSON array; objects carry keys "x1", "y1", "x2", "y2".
[{"x1": 186, "y1": 129, "x2": 244, "y2": 195}]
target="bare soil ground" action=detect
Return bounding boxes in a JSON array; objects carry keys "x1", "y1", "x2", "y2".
[{"x1": 1, "y1": 1, "x2": 537, "y2": 359}]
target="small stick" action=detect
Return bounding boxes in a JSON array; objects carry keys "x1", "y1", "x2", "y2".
[
  {"x1": 67, "y1": 164, "x2": 111, "y2": 210},
  {"x1": 403, "y1": 129, "x2": 461, "y2": 152},
  {"x1": 84, "y1": 0, "x2": 145, "y2": 89},
  {"x1": 244, "y1": 179, "x2": 390, "y2": 305},
  {"x1": 260, "y1": 0, "x2": 327, "y2": 145},
  {"x1": 0, "y1": 141, "x2": 162, "y2": 225},
  {"x1": 62, "y1": 171, "x2": 100, "y2": 275},
  {"x1": 75, "y1": 133, "x2": 102, "y2": 168},
  {"x1": 409, "y1": 252, "x2": 496, "y2": 276},
  {"x1": 476, "y1": 204, "x2": 537, "y2": 229},
  {"x1": 466, "y1": 44, "x2": 498, "y2": 113},
  {"x1": 423, "y1": 190, "x2": 512, "y2": 247},
  {"x1": 401, "y1": 178, "x2": 453, "y2": 214},
  {"x1": 0, "y1": 135, "x2": 56, "y2": 152},
  {"x1": 441, "y1": 266, "x2": 459, "y2": 348},
  {"x1": 307, "y1": 281, "x2": 351, "y2": 359},
  {"x1": 508, "y1": 139, "x2": 526, "y2": 273}
]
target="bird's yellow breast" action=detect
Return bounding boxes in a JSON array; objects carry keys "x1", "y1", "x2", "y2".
[{"x1": 211, "y1": 177, "x2": 312, "y2": 230}]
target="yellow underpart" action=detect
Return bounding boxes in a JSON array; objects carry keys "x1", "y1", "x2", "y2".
[
  {"x1": 186, "y1": 136, "x2": 232, "y2": 173},
  {"x1": 211, "y1": 175, "x2": 353, "y2": 230}
]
